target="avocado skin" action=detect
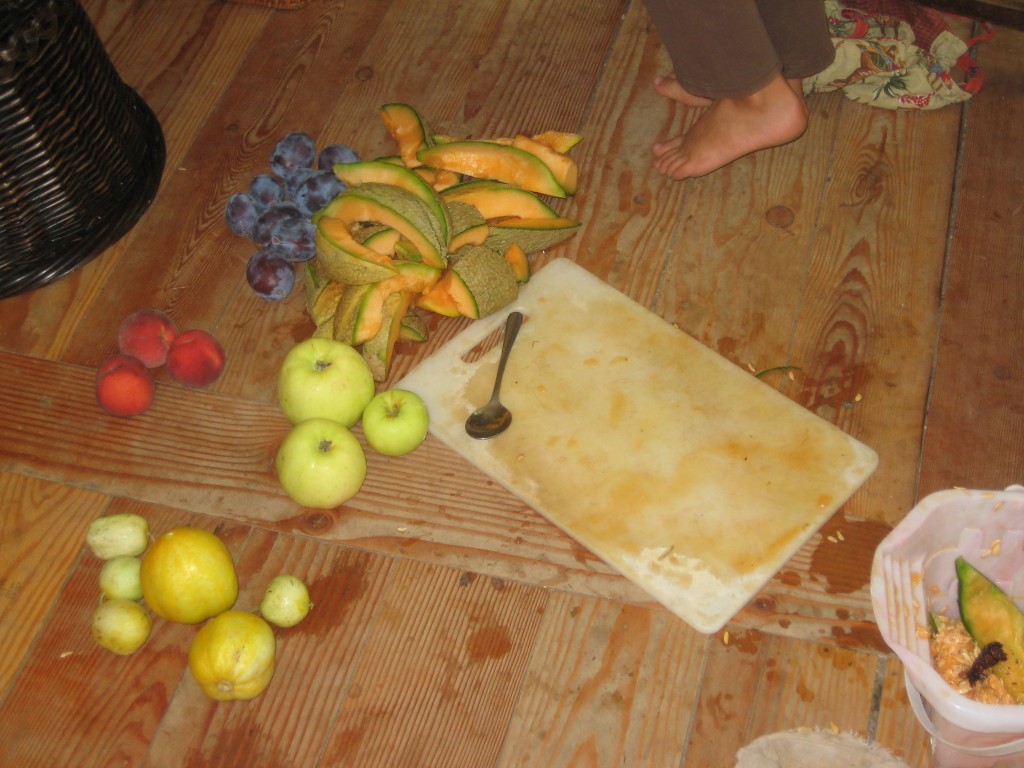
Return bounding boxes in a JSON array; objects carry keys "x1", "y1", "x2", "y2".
[{"x1": 957, "y1": 556, "x2": 1024, "y2": 702}]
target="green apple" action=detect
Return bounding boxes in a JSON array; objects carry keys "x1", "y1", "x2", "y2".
[
  {"x1": 361, "y1": 389, "x2": 429, "y2": 456},
  {"x1": 275, "y1": 418, "x2": 367, "y2": 508},
  {"x1": 277, "y1": 338, "x2": 375, "y2": 427}
]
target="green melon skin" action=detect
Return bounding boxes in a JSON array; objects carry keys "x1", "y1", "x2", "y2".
[
  {"x1": 484, "y1": 218, "x2": 580, "y2": 254},
  {"x1": 314, "y1": 226, "x2": 398, "y2": 286},
  {"x1": 448, "y1": 245, "x2": 519, "y2": 319},
  {"x1": 957, "y1": 556, "x2": 1024, "y2": 702},
  {"x1": 334, "y1": 160, "x2": 450, "y2": 247},
  {"x1": 318, "y1": 183, "x2": 446, "y2": 268}
]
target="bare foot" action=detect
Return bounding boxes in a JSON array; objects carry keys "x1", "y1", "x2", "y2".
[
  {"x1": 652, "y1": 75, "x2": 808, "y2": 180},
  {"x1": 653, "y1": 74, "x2": 713, "y2": 107}
]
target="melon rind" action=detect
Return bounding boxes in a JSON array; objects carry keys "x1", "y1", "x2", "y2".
[
  {"x1": 484, "y1": 217, "x2": 581, "y2": 254},
  {"x1": 442, "y1": 181, "x2": 558, "y2": 220},
  {"x1": 417, "y1": 141, "x2": 566, "y2": 198},
  {"x1": 447, "y1": 245, "x2": 519, "y2": 319},
  {"x1": 315, "y1": 220, "x2": 399, "y2": 285}
]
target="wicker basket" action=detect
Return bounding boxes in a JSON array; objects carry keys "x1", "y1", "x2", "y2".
[{"x1": 0, "y1": 0, "x2": 165, "y2": 299}]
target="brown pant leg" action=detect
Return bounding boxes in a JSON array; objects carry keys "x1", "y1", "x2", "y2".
[
  {"x1": 756, "y1": 0, "x2": 836, "y2": 80},
  {"x1": 642, "y1": 0, "x2": 835, "y2": 99}
]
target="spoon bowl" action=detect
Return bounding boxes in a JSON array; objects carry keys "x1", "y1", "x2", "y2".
[{"x1": 465, "y1": 311, "x2": 524, "y2": 440}]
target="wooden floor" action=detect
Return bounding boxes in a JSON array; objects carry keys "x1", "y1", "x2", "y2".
[{"x1": 2, "y1": 1, "x2": 1022, "y2": 766}]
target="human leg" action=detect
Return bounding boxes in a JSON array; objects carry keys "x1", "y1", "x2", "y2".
[{"x1": 642, "y1": 0, "x2": 834, "y2": 179}]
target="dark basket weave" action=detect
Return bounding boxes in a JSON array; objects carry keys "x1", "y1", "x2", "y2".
[{"x1": 0, "y1": 0, "x2": 165, "y2": 299}]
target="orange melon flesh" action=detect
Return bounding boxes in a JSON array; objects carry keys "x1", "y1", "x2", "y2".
[
  {"x1": 449, "y1": 223, "x2": 489, "y2": 251},
  {"x1": 415, "y1": 278, "x2": 461, "y2": 316},
  {"x1": 442, "y1": 181, "x2": 558, "y2": 220},
  {"x1": 503, "y1": 243, "x2": 530, "y2": 283},
  {"x1": 380, "y1": 103, "x2": 430, "y2": 168},
  {"x1": 343, "y1": 263, "x2": 441, "y2": 346},
  {"x1": 531, "y1": 130, "x2": 583, "y2": 154},
  {"x1": 362, "y1": 290, "x2": 416, "y2": 381},
  {"x1": 319, "y1": 185, "x2": 446, "y2": 268},
  {"x1": 315, "y1": 217, "x2": 398, "y2": 285},
  {"x1": 417, "y1": 141, "x2": 566, "y2": 198},
  {"x1": 332, "y1": 160, "x2": 450, "y2": 247},
  {"x1": 511, "y1": 135, "x2": 578, "y2": 195}
]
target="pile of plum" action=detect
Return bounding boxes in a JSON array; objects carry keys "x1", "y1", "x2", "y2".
[{"x1": 224, "y1": 132, "x2": 359, "y2": 301}]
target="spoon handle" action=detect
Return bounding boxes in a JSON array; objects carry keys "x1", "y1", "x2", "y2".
[{"x1": 490, "y1": 311, "x2": 524, "y2": 400}]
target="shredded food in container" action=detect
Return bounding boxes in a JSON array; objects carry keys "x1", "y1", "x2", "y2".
[{"x1": 931, "y1": 615, "x2": 1016, "y2": 705}]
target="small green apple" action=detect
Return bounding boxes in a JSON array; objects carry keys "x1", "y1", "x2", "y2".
[
  {"x1": 275, "y1": 418, "x2": 367, "y2": 508},
  {"x1": 277, "y1": 338, "x2": 375, "y2": 427},
  {"x1": 361, "y1": 389, "x2": 429, "y2": 456}
]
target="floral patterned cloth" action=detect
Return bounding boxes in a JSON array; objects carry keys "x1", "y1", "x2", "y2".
[{"x1": 804, "y1": 0, "x2": 992, "y2": 110}]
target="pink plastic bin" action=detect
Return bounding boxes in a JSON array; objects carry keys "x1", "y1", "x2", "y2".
[{"x1": 871, "y1": 486, "x2": 1024, "y2": 767}]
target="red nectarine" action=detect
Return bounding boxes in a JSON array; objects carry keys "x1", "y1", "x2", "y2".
[
  {"x1": 96, "y1": 355, "x2": 155, "y2": 417},
  {"x1": 167, "y1": 330, "x2": 225, "y2": 387},
  {"x1": 117, "y1": 309, "x2": 178, "y2": 368}
]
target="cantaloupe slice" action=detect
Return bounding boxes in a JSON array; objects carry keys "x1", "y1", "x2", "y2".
[
  {"x1": 333, "y1": 282, "x2": 378, "y2": 345},
  {"x1": 503, "y1": 243, "x2": 530, "y2": 284},
  {"x1": 362, "y1": 290, "x2": 415, "y2": 381},
  {"x1": 446, "y1": 200, "x2": 489, "y2": 251},
  {"x1": 417, "y1": 141, "x2": 567, "y2": 198},
  {"x1": 441, "y1": 180, "x2": 559, "y2": 220},
  {"x1": 353, "y1": 224, "x2": 402, "y2": 256},
  {"x1": 511, "y1": 135, "x2": 578, "y2": 195},
  {"x1": 444, "y1": 245, "x2": 519, "y2": 319},
  {"x1": 304, "y1": 267, "x2": 347, "y2": 327},
  {"x1": 318, "y1": 183, "x2": 446, "y2": 268},
  {"x1": 531, "y1": 130, "x2": 583, "y2": 154},
  {"x1": 415, "y1": 279, "x2": 461, "y2": 316},
  {"x1": 399, "y1": 311, "x2": 428, "y2": 342},
  {"x1": 336, "y1": 262, "x2": 442, "y2": 346},
  {"x1": 380, "y1": 103, "x2": 431, "y2": 168},
  {"x1": 315, "y1": 217, "x2": 399, "y2": 285},
  {"x1": 333, "y1": 160, "x2": 450, "y2": 247},
  {"x1": 485, "y1": 216, "x2": 581, "y2": 254}
]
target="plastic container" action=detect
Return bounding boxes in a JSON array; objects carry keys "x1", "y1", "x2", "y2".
[{"x1": 871, "y1": 486, "x2": 1024, "y2": 767}]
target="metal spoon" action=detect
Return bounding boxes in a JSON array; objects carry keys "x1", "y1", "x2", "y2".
[{"x1": 465, "y1": 311, "x2": 524, "y2": 439}]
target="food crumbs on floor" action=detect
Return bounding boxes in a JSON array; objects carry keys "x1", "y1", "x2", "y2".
[
  {"x1": 836, "y1": 530, "x2": 845, "y2": 541},
  {"x1": 747, "y1": 363, "x2": 756, "y2": 372},
  {"x1": 397, "y1": 526, "x2": 408, "y2": 532},
  {"x1": 827, "y1": 535, "x2": 838, "y2": 543},
  {"x1": 787, "y1": 369, "x2": 796, "y2": 380},
  {"x1": 830, "y1": 722, "x2": 839, "y2": 734},
  {"x1": 723, "y1": 631, "x2": 730, "y2": 645},
  {"x1": 854, "y1": 393, "x2": 862, "y2": 402}
]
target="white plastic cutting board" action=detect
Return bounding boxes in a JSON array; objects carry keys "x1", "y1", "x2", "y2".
[{"x1": 397, "y1": 259, "x2": 878, "y2": 633}]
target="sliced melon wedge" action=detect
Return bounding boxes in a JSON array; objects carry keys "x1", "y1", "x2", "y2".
[
  {"x1": 503, "y1": 243, "x2": 530, "y2": 284},
  {"x1": 442, "y1": 180, "x2": 559, "y2": 220},
  {"x1": 531, "y1": 130, "x2": 583, "y2": 154},
  {"x1": 363, "y1": 290, "x2": 416, "y2": 381},
  {"x1": 380, "y1": 103, "x2": 431, "y2": 168},
  {"x1": 332, "y1": 160, "x2": 450, "y2": 247},
  {"x1": 484, "y1": 216, "x2": 581, "y2": 254},
  {"x1": 444, "y1": 245, "x2": 519, "y2": 319},
  {"x1": 399, "y1": 311, "x2": 428, "y2": 342},
  {"x1": 512, "y1": 135, "x2": 578, "y2": 195},
  {"x1": 315, "y1": 217, "x2": 399, "y2": 285},
  {"x1": 318, "y1": 183, "x2": 446, "y2": 268},
  {"x1": 417, "y1": 141, "x2": 567, "y2": 198}
]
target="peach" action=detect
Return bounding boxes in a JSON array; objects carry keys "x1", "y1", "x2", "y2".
[
  {"x1": 117, "y1": 309, "x2": 178, "y2": 368},
  {"x1": 167, "y1": 329, "x2": 225, "y2": 387},
  {"x1": 96, "y1": 355, "x2": 155, "y2": 417}
]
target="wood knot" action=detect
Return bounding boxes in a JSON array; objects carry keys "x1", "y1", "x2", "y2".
[{"x1": 765, "y1": 205, "x2": 795, "y2": 229}]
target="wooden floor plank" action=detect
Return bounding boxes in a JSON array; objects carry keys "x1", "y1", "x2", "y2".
[
  {"x1": 499, "y1": 591, "x2": 707, "y2": 767},
  {"x1": 318, "y1": 558, "x2": 549, "y2": 768},
  {"x1": 686, "y1": 632, "x2": 881, "y2": 766},
  {"x1": 0, "y1": 473, "x2": 110, "y2": 694},
  {"x1": 874, "y1": 656, "x2": 931, "y2": 768},
  {"x1": 919, "y1": 26, "x2": 1024, "y2": 496}
]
